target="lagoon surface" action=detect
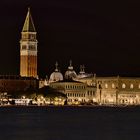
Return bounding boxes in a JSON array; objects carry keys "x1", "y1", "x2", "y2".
[{"x1": 0, "y1": 106, "x2": 140, "y2": 140}]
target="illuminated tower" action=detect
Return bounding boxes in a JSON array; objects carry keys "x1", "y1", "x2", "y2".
[{"x1": 20, "y1": 8, "x2": 38, "y2": 78}]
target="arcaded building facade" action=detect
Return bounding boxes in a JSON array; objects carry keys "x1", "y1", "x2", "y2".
[
  {"x1": 76, "y1": 76, "x2": 140, "y2": 105},
  {"x1": 50, "y1": 80, "x2": 96, "y2": 105}
]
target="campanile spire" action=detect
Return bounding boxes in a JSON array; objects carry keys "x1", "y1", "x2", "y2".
[{"x1": 22, "y1": 7, "x2": 36, "y2": 32}]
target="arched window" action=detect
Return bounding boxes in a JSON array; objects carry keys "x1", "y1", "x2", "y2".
[
  {"x1": 105, "y1": 83, "x2": 108, "y2": 88},
  {"x1": 112, "y1": 83, "x2": 115, "y2": 88},
  {"x1": 130, "y1": 84, "x2": 134, "y2": 89},
  {"x1": 122, "y1": 83, "x2": 126, "y2": 89}
]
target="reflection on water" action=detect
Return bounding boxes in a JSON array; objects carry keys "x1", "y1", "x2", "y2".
[{"x1": 0, "y1": 106, "x2": 140, "y2": 140}]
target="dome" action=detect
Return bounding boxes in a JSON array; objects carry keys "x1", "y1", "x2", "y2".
[
  {"x1": 49, "y1": 62, "x2": 63, "y2": 83},
  {"x1": 65, "y1": 60, "x2": 77, "y2": 79},
  {"x1": 50, "y1": 72, "x2": 63, "y2": 82}
]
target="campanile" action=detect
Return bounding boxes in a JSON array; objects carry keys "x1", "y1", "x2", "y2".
[{"x1": 20, "y1": 8, "x2": 38, "y2": 78}]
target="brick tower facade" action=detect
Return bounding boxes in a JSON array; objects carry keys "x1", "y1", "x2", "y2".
[{"x1": 20, "y1": 8, "x2": 38, "y2": 78}]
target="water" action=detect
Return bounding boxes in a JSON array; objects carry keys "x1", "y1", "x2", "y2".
[{"x1": 0, "y1": 106, "x2": 140, "y2": 140}]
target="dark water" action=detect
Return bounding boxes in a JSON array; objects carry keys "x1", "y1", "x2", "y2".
[{"x1": 0, "y1": 106, "x2": 140, "y2": 140}]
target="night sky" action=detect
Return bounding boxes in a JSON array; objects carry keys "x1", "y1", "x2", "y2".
[{"x1": 0, "y1": 0, "x2": 140, "y2": 77}]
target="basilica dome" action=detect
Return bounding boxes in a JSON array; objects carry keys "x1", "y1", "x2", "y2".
[
  {"x1": 49, "y1": 62, "x2": 63, "y2": 83},
  {"x1": 65, "y1": 60, "x2": 77, "y2": 79}
]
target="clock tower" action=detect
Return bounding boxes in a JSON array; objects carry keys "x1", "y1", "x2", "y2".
[{"x1": 20, "y1": 8, "x2": 38, "y2": 78}]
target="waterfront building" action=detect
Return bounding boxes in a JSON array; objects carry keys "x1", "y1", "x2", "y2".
[
  {"x1": 0, "y1": 75, "x2": 38, "y2": 92},
  {"x1": 50, "y1": 79, "x2": 95, "y2": 105},
  {"x1": 48, "y1": 61, "x2": 140, "y2": 106},
  {"x1": 0, "y1": 7, "x2": 140, "y2": 106},
  {"x1": 76, "y1": 76, "x2": 140, "y2": 105}
]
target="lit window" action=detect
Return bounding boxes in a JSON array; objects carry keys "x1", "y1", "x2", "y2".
[
  {"x1": 122, "y1": 83, "x2": 126, "y2": 89},
  {"x1": 105, "y1": 83, "x2": 108, "y2": 88},
  {"x1": 130, "y1": 84, "x2": 133, "y2": 89},
  {"x1": 112, "y1": 83, "x2": 115, "y2": 88},
  {"x1": 139, "y1": 84, "x2": 140, "y2": 89}
]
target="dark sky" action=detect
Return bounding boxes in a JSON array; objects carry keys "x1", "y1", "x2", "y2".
[{"x1": 0, "y1": 0, "x2": 140, "y2": 77}]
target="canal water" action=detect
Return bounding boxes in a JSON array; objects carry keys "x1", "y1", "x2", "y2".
[{"x1": 0, "y1": 106, "x2": 140, "y2": 140}]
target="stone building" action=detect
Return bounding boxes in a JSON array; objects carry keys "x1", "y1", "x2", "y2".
[
  {"x1": 47, "y1": 61, "x2": 140, "y2": 106},
  {"x1": 50, "y1": 79, "x2": 96, "y2": 105},
  {"x1": 76, "y1": 76, "x2": 140, "y2": 105},
  {"x1": 0, "y1": 75, "x2": 38, "y2": 92},
  {"x1": 49, "y1": 62, "x2": 96, "y2": 105}
]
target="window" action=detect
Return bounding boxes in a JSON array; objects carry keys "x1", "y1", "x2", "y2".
[
  {"x1": 122, "y1": 83, "x2": 126, "y2": 89},
  {"x1": 130, "y1": 84, "x2": 134, "y2": 89},
  {"x1": 105, "y1": 83, "x2": 108, "y2": 88},
  {"x1": 112, "y1": 83, "x2": 115, "y2": 88},
  {"x1": 139, "y1": 84, "x2": 140, "y2": 89}
]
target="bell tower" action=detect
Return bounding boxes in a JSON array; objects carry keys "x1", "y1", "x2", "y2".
[{"x1": 20, "y1": 8, "x2": 38, "y2": 78}]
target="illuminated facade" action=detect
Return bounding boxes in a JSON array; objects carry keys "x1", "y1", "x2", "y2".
[
  {"x1": 50, "y1": 79, "x2": 96, "y2": 105},
  {"x1": 76, "y1": 76, "x2": 140, "y2": 105},
  {"x1": 48, "y1": 62, "x2": 140, "y2": 106},
  {"x1": 49, "y1": 61, "x2": 96, "y2": 105},
  {"x1": 20, "y1": 8, "x2": 38, "y2": 78}
]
